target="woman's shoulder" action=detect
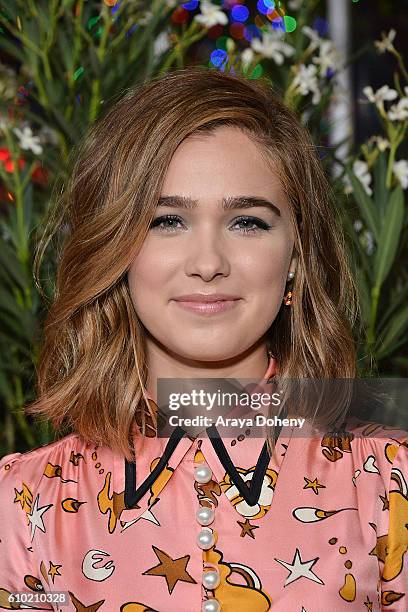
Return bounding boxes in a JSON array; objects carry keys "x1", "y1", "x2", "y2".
[
  {"x1": 344, "y1": 415, "x2": 408, "y2": 443},
  {"x1": 0, "y1": 432, "x2": 101, "y2": 490},
  {"x1": 342, "y1": 416, "x2": 408, "y2": 470}
]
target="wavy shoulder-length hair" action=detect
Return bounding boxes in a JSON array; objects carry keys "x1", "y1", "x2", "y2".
[{"x1": 26, "y1": 66, "x2": 360, "y2": 461}]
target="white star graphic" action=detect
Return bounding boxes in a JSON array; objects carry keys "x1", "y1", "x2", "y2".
[
  {"x1": 27, "y1": 493, "x2": 53, "y2": 542},
  {"x1": 120, "y1": 498, "x2": 161, "y2": 532},
  {"x1": 274, "y1": 547, "x2": 324, "y2": 586}
]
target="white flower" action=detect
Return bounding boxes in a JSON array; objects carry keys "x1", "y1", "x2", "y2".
[
  {"x1": 154, "y1": 30, "x2": 171, "y2": 58},
  {"x1": 361, "y1": 230, "x2": 375, "y2": 255},
  {"x1": 12, "y1": 125, "x2": 43, "y2": 155},
  {"x1": 292, "y1": 64, "x2": 321, "y2": 105},
  {"x1": 39, "y1": 125, "x2": 59, "y2": 146},
  {"x1": 241, "y1": 48, "x2": 255, "y2": 69},
  {"x1": 0, "y1": 61, "x2": 18, "y2": 100},
  {"x1": 374, "y1": 29, "x2": 396, "y2": 54},
  {"x1": 0, "y1": 112, "x2": 11, "y2": 133},
  {"x1": 353, "y1": 159, "x2": 372, "y2": 196},
  {"x1": 226, "y1": 38, "x2": 235, "y2": 53},
  {"x1": 302, "y1": 26, "x2": 323, "y2": 52},
  {"x1": 353, "y1": 219, "x2": 363, "y2": 232},
  {"x1": 374, "y1": 136, "x2": 390, "y2": 151},
  {"x1": 343, "y1": 174, "x2": 353, "y2": 195},
  {"x1": 363, "y1": 85, "x2": 398, "y2": 108},
  {"x1": 288, "y1": 0, "x2": 303, "y2": 9},
  {"x1": 388, "y1": 89, "x2": 408, "y2": 121},
  {"x1": 250, "y1": 30, "x2": 295, "y2": 65},
  {"x1": 194, "y1": 1, "x2": 228, "y2": 28},
  {"x1": 138, "y1": 10, "x2": 153, "y2": 26},
  {"x1": 312, "y1": 39, "x2": 343, "y2": 75},
  {"x1": 393, "y1": 159, "x2": 408, "y2": 189}
]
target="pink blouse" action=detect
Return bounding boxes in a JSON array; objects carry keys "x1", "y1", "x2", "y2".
[{"x1": 1, "y1": 361, "x2": 408, "y2": 611}]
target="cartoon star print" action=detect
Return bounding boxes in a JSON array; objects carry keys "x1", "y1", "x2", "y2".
[
  {"x1": 274, "y1": 547, "x2": 325, "y2": 586},
  {"x1": 27, "y1": 493, "x2": 53, "y2": 541}
]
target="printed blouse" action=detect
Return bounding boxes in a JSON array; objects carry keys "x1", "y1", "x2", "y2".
[{"x1": 1, "y1": 362, "x2": 408, "y2": 611}]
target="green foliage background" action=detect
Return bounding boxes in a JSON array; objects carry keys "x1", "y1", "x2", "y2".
[{"x1": 0, "y1": 0, "x2": 407, "y2": 455}]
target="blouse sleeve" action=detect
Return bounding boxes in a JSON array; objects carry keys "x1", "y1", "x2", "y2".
[
  {"x1": 380, "y1": 440, "x2": 408, "y2": 610},
  {"x1": 0, "y1": 451, "x2": 53, "y2": 611}
]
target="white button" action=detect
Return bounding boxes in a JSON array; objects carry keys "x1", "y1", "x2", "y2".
[
  {"x1": 197, "y1": 527, "x2": 214, "y2": 550},
  {"x1": 196, "y1": 506, "x2": 214, "y2": 526},
  {"x1": 194, "y1": 464, "x2": 213, "y2": 484},
  {"x1": 202, "y1": 569, "x2": 220, "y2": 590},
  {"x1": 202, "y1": 598, "x2": 221, "y2": 612}
]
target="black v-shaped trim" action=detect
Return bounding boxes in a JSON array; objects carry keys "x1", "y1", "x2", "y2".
[
  {"x1": 205, "y1": 405, "x2": 288, "y2": 507},
  {"x1": 124, "y1": 425, "x2": 186, "y2": 509},
  {"x1": 124, "y1": 408, "x2": 289, "y2": 510}
]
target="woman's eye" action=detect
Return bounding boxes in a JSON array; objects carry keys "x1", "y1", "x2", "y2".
[
  {"x1": 149, "y1": 215, "x2": 185, "y2": 232},
  {"x1": 232, "y1": 216, "x2": 272, "y2": 234}
]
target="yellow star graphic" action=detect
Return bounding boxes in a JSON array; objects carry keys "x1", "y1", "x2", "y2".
[
  {"x1": 303, "y1": 477, "x2": 326, "y2": 495},
  {"x1": 143, "y1": 546, "x2": 197, "y2": 594},
  {"x1": 237, "y1": 518, "x2": 260, "y2": 538},
  {"x1": 48, "y1": 561, "x2": 63, "y2": 584}
]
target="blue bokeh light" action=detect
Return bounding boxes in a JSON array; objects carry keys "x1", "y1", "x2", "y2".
[
  {"x1": 182, "y1": 1, "x2": 199, "y2": 10},
  {"x1": 243, "y1": 23, "x2": 261, "y2": 42},
  {"x1": 257, "y1": 0, "x2": 275, "y2": 14},
  {"x1": 231, "y1": 5, "x2": 249, "y2": 22},
  {"x1": 313, "y1": 16, "x2": 329, "y2": 37},
  {"x1": 210, "y1": 49, "x2": 228, "y2": 67}
]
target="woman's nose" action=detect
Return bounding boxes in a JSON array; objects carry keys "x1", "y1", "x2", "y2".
[{"x1": 184, "y1": 229, "x2": 230, "y2": 279}]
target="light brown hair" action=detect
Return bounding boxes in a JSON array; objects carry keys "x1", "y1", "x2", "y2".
[{"x1": 26, "y1": 66, "x2": 360, "y2": 461}]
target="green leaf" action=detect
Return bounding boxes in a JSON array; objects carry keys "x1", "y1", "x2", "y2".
[
  {"x1": 57, "y1": 28, "x2": 74, "y2": 73},
  {"x1": 378, "y1": 281, "x2": 408, "y2": 333},
  {"x1": 0, "y1": 235, "x2": 28, "y2": 290},
  {"x1": 373, "y1": 151, "x2": 387, "y2": 218},
  {"x1": 346, "y1": 165, "x2": 379, "y2": 242},
  {"x1": 0, "y1": 368, "x2": 14, "y2": 403},
  {"x1": 0, "y1": 0, "x2": 19, "y2": 21},
  {"x1": 37, "y1": 4, "x2": 51, "y2": 32},
  {"x1": 24, "y1": 16, "x2": 41, "y2": 46},
  {"x1": 376, "y1": 305, "x2": 408, "y2": 359},
  {"x1": 355, "y1": 266, "x2": 371, "y2": 327},
  {"x1": 373, "y1": 185, "x2": 404, "y2": 288},
  {"x1": 0, "y1": 35, "x2": 26, "y2": 62},
  {"x1": 88, "y1": 45, "x2": 102, "y2": 78}
]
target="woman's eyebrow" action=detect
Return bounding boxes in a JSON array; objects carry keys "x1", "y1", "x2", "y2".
[{"x1": 157, "y1": 195, "x2": 281, "y2": 217}]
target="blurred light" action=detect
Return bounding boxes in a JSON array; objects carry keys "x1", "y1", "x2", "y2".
[
  {"x1": 207, "y1": 23, "x2": 225, "y2": 38},
  {"x1": 210, "y1": 49, "x2": 228, "y2": 67},
  {"x1": 266, "y1": 8, "x2": 282, "y2": 22},
  {"x1": 257, "y1": 0, "x2": 273, "y2": 15},
  {"x1": 231, "y1": 5, "x2": 249, "y2": 22},
  {"x1": 216, "y1": 35, "x2": 229, "y2": 49},
  {"x1": 110, "y1": 1, "x2": 121, "y2": 14},
  {"x1": 126, "y1": 23, "x2": 138, "y2": 37},
  {"x1": 284, "y1": 15, "x2": 296, "y2": 32},
  {"x1": 272, "y1": 16, "x2": 284, "y2": 31},
  {"x1": 171, "y1": 7, "x2": 189, "y2": 24},
  {"x1": 223, "y1": 0, "x2": 244, "y2": 8},
  {"x1": 229, "y1": 22, "x2": 245, "y2": 39},
  {"x1": 243, "y1": 23, "x2": 260, "y2": 42},
  {"x1": 182, "y1": 1, "x2": 199, "y2": 10},
  {"x1": 313, "y1": 17, "x2": 328, "y2": 37},
  {"x1": 249, "y1": 64, "x2": 263, "y2": 79}
]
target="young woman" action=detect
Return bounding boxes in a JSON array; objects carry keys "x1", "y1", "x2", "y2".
[{"x1": 1, "y1": 66, "x2": 407, "y2": 612}]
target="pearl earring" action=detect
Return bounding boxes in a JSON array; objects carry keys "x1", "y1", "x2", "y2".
[{"x1": 287, "y1": 271, "x2": 295, "y2": 281}]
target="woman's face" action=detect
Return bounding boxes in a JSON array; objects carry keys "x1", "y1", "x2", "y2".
[{"x1": 128, "y1": 126, "x2": 296, "y2": 362}]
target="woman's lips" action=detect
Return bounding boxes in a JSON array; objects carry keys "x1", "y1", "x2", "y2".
[{"x1": 172, "y1": 299, "x2": 241, "y2": 315}]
